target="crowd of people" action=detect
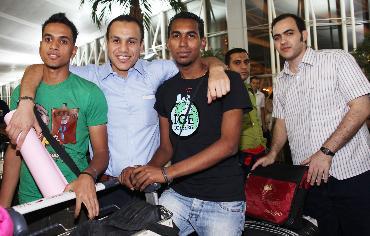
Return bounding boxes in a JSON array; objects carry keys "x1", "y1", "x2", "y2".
[{"x1": 0, "y1": 10, "x2": 369, "y2": 236}]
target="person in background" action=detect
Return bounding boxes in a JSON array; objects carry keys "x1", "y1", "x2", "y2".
[
  {"x1": 264, "y1": 91, "x2": 273, "y2": 148},
  {"x1": 253, "y1": 13, "x2": 370, "y2": 236},
  {"x1": 250, "y1": 76, "x2": 266, "y2": 132},
  {"x1": 128, "y1": 12, "x2": 251, "y2": 235}
]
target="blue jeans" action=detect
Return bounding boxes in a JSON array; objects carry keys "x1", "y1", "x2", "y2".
[{"x1": 159, "y1": 188, "x2": 245, "y2": 236}]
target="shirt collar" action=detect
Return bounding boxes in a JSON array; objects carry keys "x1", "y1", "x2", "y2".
[
  {"x1": 282, "y1": 47, "x2": 315, "y2": 76},
  {"x1": 301, "y1": 47, "x2": 315, "y2": 66},
  {"x1": 101, "y1": 59, "x2": 145, "y2": 80}
]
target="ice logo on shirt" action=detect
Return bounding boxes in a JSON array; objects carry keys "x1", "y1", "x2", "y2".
[{"x1": 170, "y1": 94, "x2": 199, "y2": 136}]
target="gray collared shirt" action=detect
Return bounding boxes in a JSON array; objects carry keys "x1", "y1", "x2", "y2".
[
  {"x1": 70, "y1": 59, "x2": 178, "y2": 176},
  {"x1": 273, "y1": 47, "x2": 370, "y2": 180}
]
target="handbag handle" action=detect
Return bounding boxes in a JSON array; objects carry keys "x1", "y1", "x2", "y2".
[{"x1": 34, "y1": 106, "x2": 81, "y2": 177}]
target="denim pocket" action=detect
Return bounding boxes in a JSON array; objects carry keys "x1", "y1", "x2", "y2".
[{"x1": 217, "y1": 201, "x2": 245, "y2": 213}]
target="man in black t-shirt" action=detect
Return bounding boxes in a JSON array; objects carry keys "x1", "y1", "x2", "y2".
[{"x1": 130, "y1": 12, "x2": 251, "y2": 235}]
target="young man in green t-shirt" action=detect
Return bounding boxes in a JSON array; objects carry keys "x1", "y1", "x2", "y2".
[{"x1": 0, "y1": 13, "x2": 109, "y2": 223}]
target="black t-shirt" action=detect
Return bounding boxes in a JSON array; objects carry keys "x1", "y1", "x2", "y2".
[{"x1": 155, "y1": 70, "x2": 252, "y2": 201}]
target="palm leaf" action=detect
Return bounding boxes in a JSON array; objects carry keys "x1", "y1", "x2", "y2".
[{"x1": 81, "y1": 0, "x2": 186, "y2": 30}]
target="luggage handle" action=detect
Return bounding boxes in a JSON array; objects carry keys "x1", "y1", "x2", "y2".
[{"x1": 11, "y1": 179, "x2": 120, "y2": 215}]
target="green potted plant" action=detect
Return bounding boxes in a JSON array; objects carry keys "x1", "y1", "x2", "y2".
[{"x1": 352, "y1": 33, "x2": 370, "y2": 81}]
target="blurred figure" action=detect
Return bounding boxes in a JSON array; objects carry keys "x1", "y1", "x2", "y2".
[
  {"x1": 264, "y1": 91, "x2": 273, "y2": 147},
  {"x1": 250, "y1": 77, "x2": 266, "y2": 132}
]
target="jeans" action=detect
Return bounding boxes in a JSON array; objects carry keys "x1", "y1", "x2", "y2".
[{"x1": 159, "y1": 188, "x2": 245, "y2": 236}]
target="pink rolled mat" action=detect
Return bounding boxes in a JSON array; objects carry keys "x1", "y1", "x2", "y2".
[{"x1": 4, "y1": 110, "x2": 68, "y2": 197}]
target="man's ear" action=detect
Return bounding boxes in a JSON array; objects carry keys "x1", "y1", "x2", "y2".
[
  {"x1": 140, "y1": 41, "x2": 144, "y2": 53},
  {"x1": 302, "y1": 30, "x2": 308, "y2": 43},
  {"x1": 200, "y1": 37, "x2": 207, "y2": 50},
  {"x1": 71, "y1": 46, "x2": 78, "y2": 59}
]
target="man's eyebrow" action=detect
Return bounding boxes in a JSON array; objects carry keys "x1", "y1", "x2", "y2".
[
  {"x1": 42, "y1": 34, "x2": 71, "y2": 41},
  {"x1": 273, "y1": 29, "x2": 294, "y2": 37},
  {"x1": 171, "y1": 30, "x2": 198, "y2": 35},
  {"x1": 59, "y1": 35, "x2": 71, "y2": 41},
  {"x1": 110, "y1": 35, "x2": 139, "y2": 41}
]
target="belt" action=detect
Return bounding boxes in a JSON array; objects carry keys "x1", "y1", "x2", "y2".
[{"x1": 99, "y1": 174, "x2": 116, "y2": 182}]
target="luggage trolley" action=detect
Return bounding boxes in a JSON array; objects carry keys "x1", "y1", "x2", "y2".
[{"x1": 7, "y1": 180, "x2": 177, "y2": 236}]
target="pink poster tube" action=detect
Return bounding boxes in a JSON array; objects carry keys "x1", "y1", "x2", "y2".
[{"x1": 4, "y1": 110, "x2": 68, "y2": 197}]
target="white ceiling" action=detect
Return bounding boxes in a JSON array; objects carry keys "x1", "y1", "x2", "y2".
[
  {"x1": 0, "y1": 0, "x2": 226, "y2": 86},
  {"x1": 0, "y1": 0, "x2": 106, "y2": 86}
]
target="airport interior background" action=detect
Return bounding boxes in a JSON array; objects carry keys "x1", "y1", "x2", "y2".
[{"x1": 0, "y1": 0, "x2": 369, "y2": 104}]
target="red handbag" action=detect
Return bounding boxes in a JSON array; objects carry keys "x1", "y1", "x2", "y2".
[{"x1": 245, "y1": 163, "x2": 311, "y2": 229}]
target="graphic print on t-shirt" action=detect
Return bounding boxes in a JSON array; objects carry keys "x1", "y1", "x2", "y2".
[
  {"x1": 51, "y1": 103, "x2": 79, "y2": 144},
  {"x1": 170, "y1": 93, "x2": 199, "y2": 137}
]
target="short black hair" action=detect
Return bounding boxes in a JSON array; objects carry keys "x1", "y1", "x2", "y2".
[
  {"x1": 225, "y1": 48, "x2": 248, "y2": 66},
  {"x1": 168, "y1": 12, "x2": 204, "y2": 38},
  {"x1": 250, "y1": 76, "x2": 259, "y2": 83},
  {"x1": 106, "y1": 15, "x2": 144, "y2": 42},
  {"x1": 272, "y1": 13, "x2": 306, "y2": 33},
  {"x1": 42, "y1": 13, "x2": 78, "y2": 44}
]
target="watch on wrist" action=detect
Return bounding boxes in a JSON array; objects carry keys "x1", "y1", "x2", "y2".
[{"x1": 320, "y1": 147, "x2": 335, "y2": 157}]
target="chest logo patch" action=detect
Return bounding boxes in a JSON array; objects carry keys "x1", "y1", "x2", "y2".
[{"x1": 170, "y1": 94, "x2": 199, "y2": 137}]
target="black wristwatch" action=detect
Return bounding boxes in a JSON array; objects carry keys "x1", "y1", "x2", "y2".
[{"x1": 320, "y1": 147, "x2": 335, "y2": 157}]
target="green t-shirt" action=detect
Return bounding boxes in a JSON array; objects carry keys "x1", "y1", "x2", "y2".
[
  {"x1": 10, "y1": 73, "x2": 108, "y2": 203},
  {"x1": 240, "y1": 83, "x2": 266, "y2": 150}
]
